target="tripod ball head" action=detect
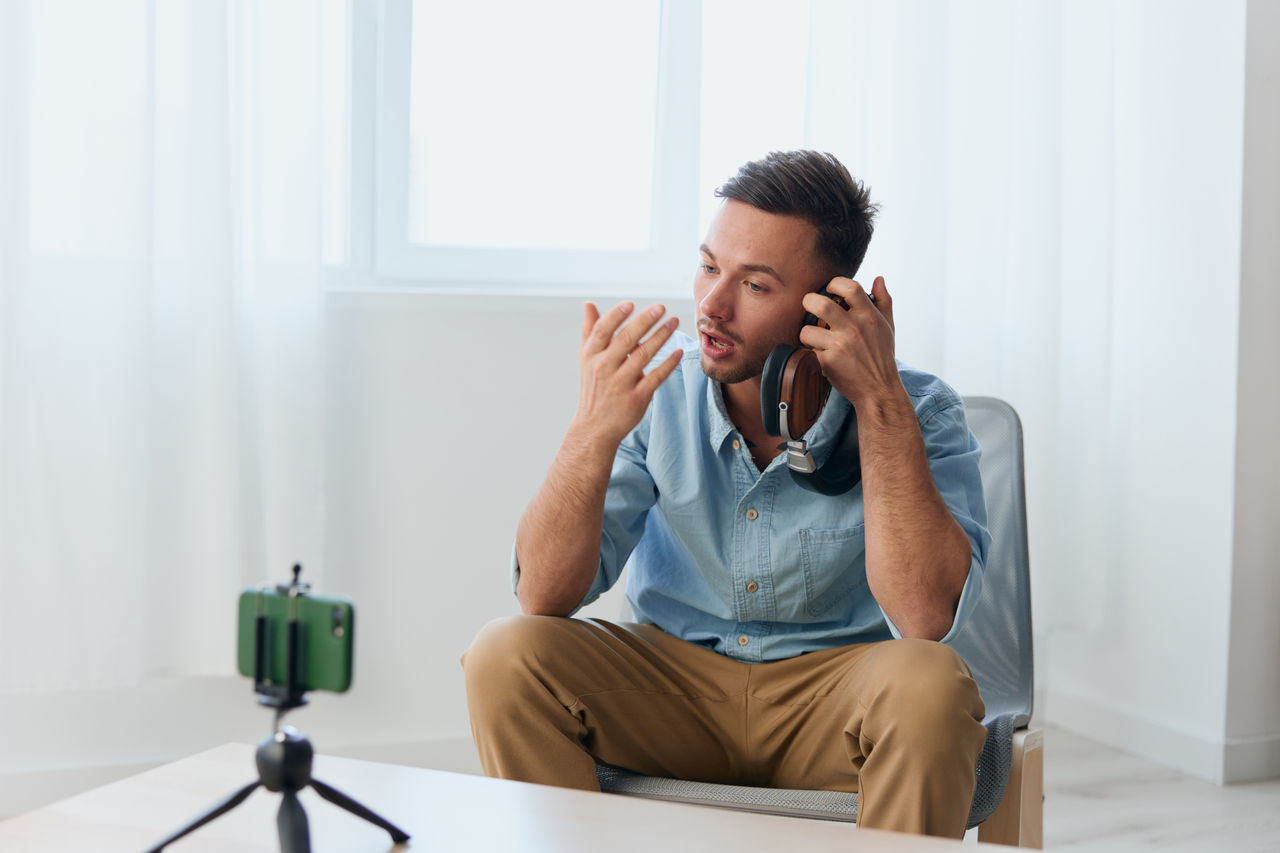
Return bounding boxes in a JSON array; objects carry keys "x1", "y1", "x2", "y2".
[{"x1": 257, "y1": 727, "x2": 314, "y2": 793}]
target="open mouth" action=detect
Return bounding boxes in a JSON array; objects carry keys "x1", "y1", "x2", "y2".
[{"x1": 700, "y1": 327, "x2": 737, "y2": 358}]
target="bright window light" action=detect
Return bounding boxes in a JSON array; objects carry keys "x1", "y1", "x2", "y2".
[{"x1": 407, "y1": 0, "x2": 662, "y2": 252}]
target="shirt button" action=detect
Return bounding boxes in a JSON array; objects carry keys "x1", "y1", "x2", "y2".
[
  {"x1": 746, "y1": 508, "x2": 758, "y2": 521},
  {"x1": 738, "y1": 635, "x2": 749, "y2": 646},
  {"x1": 746, "y1": 581, "x2": 759, "y2": 593},
  {"x1": 732, "y1": 439, "x2": 741, "y2": 450}
]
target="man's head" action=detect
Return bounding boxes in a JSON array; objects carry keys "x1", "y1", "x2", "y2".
[
  {"x1": 695, "y1": 151, "x2": 877, "y2": 387},
  {"x1": 715, "y1": 150, "x2": 877, "y2": 281}
]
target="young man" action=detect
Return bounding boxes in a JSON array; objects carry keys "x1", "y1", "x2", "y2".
[{"x1": 463, "y1": 151, "x2": 990, "y2": 838}]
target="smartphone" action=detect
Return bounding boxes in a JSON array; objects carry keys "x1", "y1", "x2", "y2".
[{"x1": 236, "y1": 588, "x2": 354, "y2": 693}]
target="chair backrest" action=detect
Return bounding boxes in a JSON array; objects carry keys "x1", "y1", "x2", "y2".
[{"x1": 948, "y1": 396, "x2": 1034, "y2": 727}]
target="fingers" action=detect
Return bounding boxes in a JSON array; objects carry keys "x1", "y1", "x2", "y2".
[
  {"x1": 584, "y1": 301, "x2": 677, "y2": 365},
  {"x1": 797, "y1": 321, "x2": 824, "y2": 350},
  {"x1": 624, "y1": 314, "x2": 680, "y2": 371},
  {"x1": 610, "y1": 303, "x2": 673, "y2": 364},
  {"x1": 637, "y1": 346, "x2": 685, "y2": 396},
  {"x1": 582, "y1": 301, "x2": 635, "y2": 354},
  {"x1": 575, "y1": 301, "x2": 683, "y2": 443},
  {"x1": 821, "y1": 276, "x2": 872, "y2": 307},
  {"x1": 802, "y1": 283, "x2": 855, "y2": 328},
  {"x1": 870, "y1": 275, "x2": 894, "y2": 332},
  {"x1": 804, "y1": 276, "x2": 892, "y2": 328},
  {"x1": 800, "y1": 273, "x2": 895, "y2": 354},
  {"x1": 581, "y1": 302, "x2": 601, "y2": 345}
]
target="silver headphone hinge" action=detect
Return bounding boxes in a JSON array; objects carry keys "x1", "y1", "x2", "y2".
[{"x1": 778, "y1": 401, "x2": 817, "y2": 473}]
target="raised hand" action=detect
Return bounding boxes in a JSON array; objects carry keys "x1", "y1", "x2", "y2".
[
  {"x1": 798, "y1": 275, "x2": 897, "y2": 410},
  {"x1": 574, "y1": 301, "x2": 683, "y2": 446}
]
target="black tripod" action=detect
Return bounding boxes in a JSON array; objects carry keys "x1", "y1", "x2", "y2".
[
  {"x1": 147, "y1": 570, "x2": 411, "y2": 852},
  {"x1": 146, "y1": 724, "x2": 411, "y2": 852}
]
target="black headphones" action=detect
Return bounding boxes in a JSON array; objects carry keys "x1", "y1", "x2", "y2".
[{"x1": 759, "y1": 292, "x2": 863, "y2": 496}]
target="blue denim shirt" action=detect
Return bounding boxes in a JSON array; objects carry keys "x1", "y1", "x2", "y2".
[{"x1": 513, "y1": 332, "x2": 989, "y2": 662}]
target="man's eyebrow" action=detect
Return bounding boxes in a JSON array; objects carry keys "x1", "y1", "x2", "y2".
[{"x1": 698, "y1": 245, "x2": 785, "y2": 284}]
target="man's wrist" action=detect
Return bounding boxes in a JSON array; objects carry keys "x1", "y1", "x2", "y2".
[
  {"x1": 849, "y1": 381, "x2": 914, "y2": 430},
  {"x1": 564, "y1": 417, "x2": 625, "y2": 462}
]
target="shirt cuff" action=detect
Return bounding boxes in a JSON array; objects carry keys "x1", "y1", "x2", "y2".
[
  {"x1": 880, "y1": 552, "x2": 985, "y2": 645},
  {"x1": 509, "y1": 542, "x2": 609, "y2": 617},
  {"x1": 509, "y1": 542, "x2": 522, "y2": 596}
]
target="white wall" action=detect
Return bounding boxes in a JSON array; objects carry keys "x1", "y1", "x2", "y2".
[
  {"x1": 1225, "y1": 0, "x2": 1280, "y2": 783},
  {"x1": 320, "y1": 292, "x2": 697, "y2": 742},
  {"x1": 1039, "y1": 0, "x2": 1280, "y2": 784},
  {"x1": 1039, "y1": 0, "x2": 1247, "y2": 781}
]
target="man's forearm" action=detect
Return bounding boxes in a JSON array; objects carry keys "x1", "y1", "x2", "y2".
[
  {"x1": 515, "y1": 422, "x2": 619, "y2": 616},
  {"x1": 858, "y1": 390, "x2": 972, "y2": 641}
]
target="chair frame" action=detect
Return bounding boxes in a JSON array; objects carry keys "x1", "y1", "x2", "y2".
[{"x1": 979, "y1": 728, "x2": 1043, "y2": 847}]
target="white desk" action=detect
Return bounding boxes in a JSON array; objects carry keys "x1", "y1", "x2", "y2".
[{"x1": 0, "y1": 743, "x2": 1003, "y2": 851}]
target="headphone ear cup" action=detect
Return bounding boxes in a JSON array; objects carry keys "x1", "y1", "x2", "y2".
[
  {"x1": 760, "y1": 344, "x2": 794, "y2": 437},
  {"x1": 778, "y1": 348, "x2": 829, "y2": 440}
]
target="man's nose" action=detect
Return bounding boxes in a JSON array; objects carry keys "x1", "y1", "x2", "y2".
[{"x1": 699, "y1": 277, "x2": 733, "y2": 321}]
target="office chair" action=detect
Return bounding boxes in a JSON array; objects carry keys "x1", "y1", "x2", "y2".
[{"x1": 597, "y1": 396, "x2": 1041, "y2": 847}]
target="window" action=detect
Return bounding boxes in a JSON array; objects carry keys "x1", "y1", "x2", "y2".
[{"x1": 335, "y1": 0, "x2": 810, "y2": 296}]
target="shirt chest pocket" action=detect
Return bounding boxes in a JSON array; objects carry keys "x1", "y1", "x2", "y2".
[{"x1": 797, "y1": 525, "x2": 869, "y2": 616}]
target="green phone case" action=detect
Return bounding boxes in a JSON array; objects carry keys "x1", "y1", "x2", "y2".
[{"x1": 237, "y1": 589, "x2": 354, "y2": 693}]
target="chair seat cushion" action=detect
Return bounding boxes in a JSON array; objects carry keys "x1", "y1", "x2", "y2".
[{"x1": 596, "y1": 713, "x2": 1016, "y2": 829}]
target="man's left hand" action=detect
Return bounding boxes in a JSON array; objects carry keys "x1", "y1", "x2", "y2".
[{"x1": 799, "y1": 275, "x2": 900, "y2": 410}]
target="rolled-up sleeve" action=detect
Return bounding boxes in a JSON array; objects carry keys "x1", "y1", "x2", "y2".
[{"x1": 878, "y1": 398, "x2": 990, "y2": 644}]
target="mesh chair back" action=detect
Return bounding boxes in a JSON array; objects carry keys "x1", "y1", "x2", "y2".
[{"x1": 947, "y1": 396, "x2": 1034, "y2": 726}]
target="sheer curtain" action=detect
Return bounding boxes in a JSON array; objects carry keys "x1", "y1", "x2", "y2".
[
  {"x1": 803, "y1": 0, "x2": 1253, "y2": 760},
  {"x1": 0, "y1": 0, "x2": 326, "y2": 691},
  {"x1": 805, "y1": 0, "x2": 1072, "y2": 638}
]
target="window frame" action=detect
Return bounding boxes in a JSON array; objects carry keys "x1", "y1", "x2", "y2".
[{"x1": 340, "y1": 0, "x2": 702, "y2": 298}]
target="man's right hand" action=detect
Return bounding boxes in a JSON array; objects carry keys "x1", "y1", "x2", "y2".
[
  {"x1": 513, "y1": 301, "x2": 681, "y2": 616},
  {"x1": 572, "y1": 301, "x2": 683, "y2": 446}
]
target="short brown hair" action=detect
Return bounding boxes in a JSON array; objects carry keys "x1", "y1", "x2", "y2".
[{"x1": 715, "y1": 150, "x2": 878, "y2": 279}]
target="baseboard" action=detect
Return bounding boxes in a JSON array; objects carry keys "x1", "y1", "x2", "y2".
[
  {"x1": 0, "y1": 761, "x2": 163, "y2": 822},
  {"x1": 1045, "y1": 688, "x2": 1280, "y2": 784},
  {"x1": 1045, "y1": 688, "x2": 1223, "y2": 782},
  {"x1": 1223, "y1": 731, "x2": 1280, "y2": 783},
  {"x1": 324, "y1": 733, "x2": 481, "y2": 776},
  {"x1": 1, "y1": 676, "x2": 264, "y2": 773}
]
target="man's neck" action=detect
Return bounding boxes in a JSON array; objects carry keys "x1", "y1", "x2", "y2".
[
  {"x1": 721, "y1": 378, "x2": 784, "y2": 470},
  {"x1": 721, "y1": 377, "x2": 764, "y2": 435}
]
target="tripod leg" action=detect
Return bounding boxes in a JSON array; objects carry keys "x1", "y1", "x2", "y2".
[
  {"x1": 145, "y1": 781, "x2": 260, "y2": 853},
  {"x1": 311, "y1": 778, "x2": 412, "y2": 844},
  {"x1": 277, "y1": 789, "x2": 312, "y2": 853}
]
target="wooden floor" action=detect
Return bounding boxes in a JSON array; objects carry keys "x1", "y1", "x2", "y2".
[{"x1": 1038, "y1": 726, "x2": 1280, "y2": 851}]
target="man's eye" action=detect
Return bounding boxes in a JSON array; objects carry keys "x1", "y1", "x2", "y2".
[
  {"x1": 701, "y1": 263, "x2": 717, "y2": 275},
  {"x1": 746, "y1": 281, "x2": 764, "y2": 293}
]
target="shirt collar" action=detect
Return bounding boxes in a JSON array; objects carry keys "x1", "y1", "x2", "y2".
[
  {"x1": 806, "y1": 390, "x2": 853, "y2": 468},
  {"x1": 707, "y1": 379, "x2": 738, "y2": 452}
]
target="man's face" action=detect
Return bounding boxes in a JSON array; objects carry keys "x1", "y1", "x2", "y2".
[{"x1": 694, "y1": 199, "x2": 829, "y2": 385}]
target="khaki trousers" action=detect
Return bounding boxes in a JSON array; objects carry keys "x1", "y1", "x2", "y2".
[{"x1": 462, "y1": 615, "x2": 986, "y2": 838}]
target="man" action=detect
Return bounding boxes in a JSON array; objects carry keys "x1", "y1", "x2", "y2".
[{"x1": 463, "y1": 150, "x2": 990, "y2": 838}]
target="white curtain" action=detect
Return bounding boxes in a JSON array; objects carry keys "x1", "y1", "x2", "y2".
[
  {"x1": 0, "y1": 0, "x2": 326, "y2": 691},
  {"x1": 803, "y1": 0, "x2": 1252, "y2": 735}
]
